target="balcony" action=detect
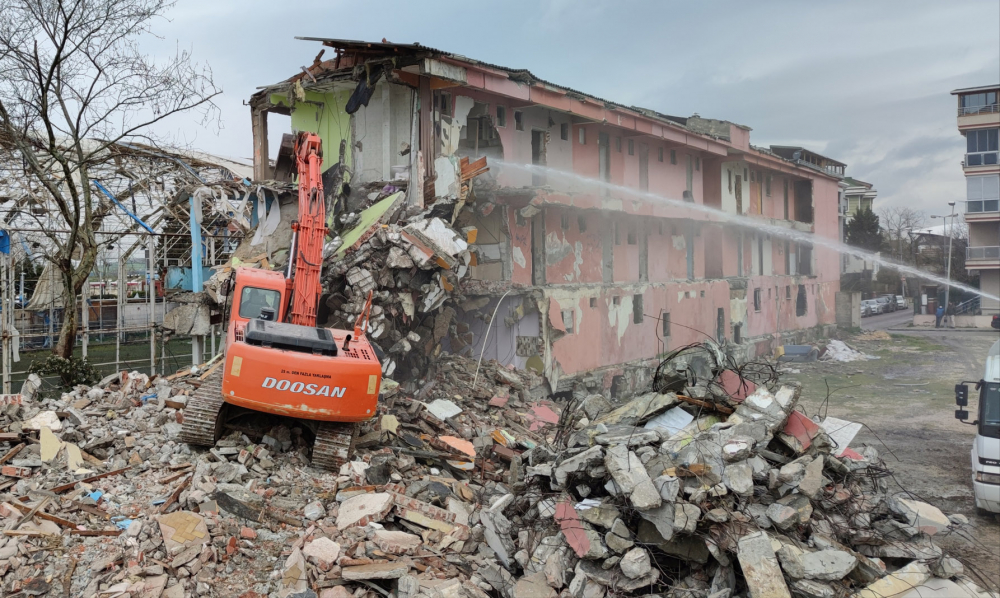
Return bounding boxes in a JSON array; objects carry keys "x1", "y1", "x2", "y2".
[
  {"x1": 966, "y1": 199, "x2": 1000, "y2": 223},
  {"x1": 959, "y1": 103, "x2": 999, "y2": 116},
  {"x1": 966, "y1": 246, "x2": 1000, "y2": 268},
  {"x1": 965, "y1": 151, "x2": 999, "y2": 167}
]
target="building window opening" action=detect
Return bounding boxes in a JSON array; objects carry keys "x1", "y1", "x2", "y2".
[
  {"x1": 733, "y1": 323, "x2": 742, "y2": 344},
  {"x1": 796, "y1": 284, "x2": 807, "y2": 316},
  {"x1": 561, "y1": 310, "x2": 575, "y2": 334},
  {"x1": 658, "y1": 147, "x2": 664, "y2": 162},
  {"x1": 966, "y1": 128, "x2": 999, "y2": 166},
  {"x1": 578, "y1": 127, "x2": 585, "y2": 145},
  {"x1": 628, "y1": 139, "x2": 635, "y2": 156},
  {"x1": 670, "y1": 149, "x2": 677, "y2": 165},
  {"x1": 627, "y1": 224, "x2": 637, "y2": 245},
  {"x1": 662, "y1": 312, "x2": 671, "y2": 337},
  {"x1": 496, "y1": 105, "x2": 506, "y2": 128},
  {"x1": 514, "y1": 110, "x2": 524, "y2": 131},
  {"x1": 561, "y1": 213, "x2": 570, "y2": 230},
  {"x1": 578, "y1": 215, "x2": 587, "y2": 232},
  {"x1": 613, "y1": 296, "x2": 620, "y2": 306},
  {"x1": 560, "y1": 122, "x2": 569, "y2": 141},
  {"x1": 633, "y1": 294, "x2": 644, "y2": 324},
  {"x1": 616, "y1": 137, "x2": 622, "y2": 152},
  {"x1": 783, "y1": 180, "x2": 789, "y2": 219},
  {"x1": 743, "y1": 168, "x2": 748, "y2": 181},
  {"x1": 785, "y1": 285, "x2": 791, "y2": 299},
  {"x1": 438, "y1": 92, "x2": 452, "y2": 116},
  {"x1": 753, "y1": 288, "x2": 762, "y2": 312},
  {"x1": 766, "y1": 174, "x2": 772, "y2": 196},
  {"x1": 590, "y1": 297, "x2": 597, "y2": 308}
]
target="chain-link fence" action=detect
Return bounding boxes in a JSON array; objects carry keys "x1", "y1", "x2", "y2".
[{"x1": 1, "y1": 232, "x2": 229, "y2": 395}]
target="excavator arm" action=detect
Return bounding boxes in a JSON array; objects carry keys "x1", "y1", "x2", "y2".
[{"x1": 288, "y1": 132, "x2": 327, "y2": 327}]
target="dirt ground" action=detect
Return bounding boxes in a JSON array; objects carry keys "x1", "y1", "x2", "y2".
[{"x1": 780, "y1": 329, "x2": 1000, "y2": 592}]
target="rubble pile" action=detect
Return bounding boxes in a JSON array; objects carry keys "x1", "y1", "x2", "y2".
[
  {"x1": 321, "y1": 186, "x2": 489, "y2": 381},
  {"x1": 0, "y1": 344, "x2": 994, "y2": 598}
]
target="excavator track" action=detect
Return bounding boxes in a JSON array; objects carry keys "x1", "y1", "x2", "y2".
[
  {"x1": 178, "y1": 370, "x2": 225, "y2": 447},
  {"x1": 312, "y1": 422, "x2": 358, "y2": 471}
]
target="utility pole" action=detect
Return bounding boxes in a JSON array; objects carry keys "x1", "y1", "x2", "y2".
[{"x1": 932, "y1": 201, "x2": 958, "y2": 313}]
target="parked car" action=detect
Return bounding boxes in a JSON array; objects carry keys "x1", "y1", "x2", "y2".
[
  {"x1": 876, "y1": 296, "x2": 895, "y2": 313},
  {"x1": 895, "y1": 295, "x2": 906, "y2": 310},
  {"x1": 861, "y1": 299, "x2": 880, "y2": 316},
  {"x1": 861, "y1": 301, "x2": 872, "y2": 317}
]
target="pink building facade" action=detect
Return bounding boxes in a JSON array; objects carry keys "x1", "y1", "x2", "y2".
[{"x1": 251, "y1": 40, "x2": 844, "y2": 397}]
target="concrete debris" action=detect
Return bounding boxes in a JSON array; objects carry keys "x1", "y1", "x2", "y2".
[
  {"x1": 0, "y1": 340, "x2": 984, "y2": 598},
  {"x1": 618, "y1": 547, "x2": 651, "y2": 579}
]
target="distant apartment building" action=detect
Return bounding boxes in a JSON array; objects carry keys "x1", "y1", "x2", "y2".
[
  {"x1": 952, "y1": 84, "x2": 999, "y2": 314},
  {"x1": 250, "y1": 39, "x2": 846, "y2": 396}
]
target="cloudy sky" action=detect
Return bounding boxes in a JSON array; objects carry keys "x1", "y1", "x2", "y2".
[{"x1": 144, "y1": 0, "x2": 999, "y2": 216}]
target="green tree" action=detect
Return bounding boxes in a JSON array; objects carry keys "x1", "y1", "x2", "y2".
[{"x1": 845, "y1": 207, "x2": 883, "y2": 252}]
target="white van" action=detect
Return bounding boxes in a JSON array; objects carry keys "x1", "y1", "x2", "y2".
[{"x1": 955, "y1": 339, "x2": 1000, "y2": 514}]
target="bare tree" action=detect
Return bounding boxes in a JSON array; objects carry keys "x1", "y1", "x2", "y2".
[
  {"x1": 879, "y1": 206, "x2": 925, "y2": 262},
  {"x1": 0, "y1": 0, "x2": 219, "y2": 359}
]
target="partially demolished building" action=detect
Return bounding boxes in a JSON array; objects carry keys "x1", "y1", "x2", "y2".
[{"x1": 249, "y1": 39, "x2": 843, "y2": 398}]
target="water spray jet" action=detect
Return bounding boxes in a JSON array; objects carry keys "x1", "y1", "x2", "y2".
[{"x1": 491, "y1": 161, "x2": 998, "y2": 303}]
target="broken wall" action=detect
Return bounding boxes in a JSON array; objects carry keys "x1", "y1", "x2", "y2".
[
  {"x1": 352, "y1": 81, "x2": 415, "y2": 184},
  {"x1": 271, "y1": 88, "x2": 354, "y2": 174},
  {"x1": 546, "y1": 281, "x2": 732, "y2": 380},
  {"x1": 455, "y1": 294, "x2": 541, "y2": 370}
]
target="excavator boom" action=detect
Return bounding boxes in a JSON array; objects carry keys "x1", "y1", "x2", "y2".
[{"x1": 288, "y1": 133, "x2": 326, "y2": 327}]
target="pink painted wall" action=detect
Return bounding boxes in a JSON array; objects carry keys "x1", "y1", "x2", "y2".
[
  {"x1": 509, "y1": 208, "x2": 533, "y2": 285},
  {"x1": 547, "y1": 281, "x2": 731, "y2": 376},
  {"x1": 612, "y1": 215, "x2": 641, "y2": 282},
  {"x1": 544, "y1": 207, "x2": 603, "y2": 284}
]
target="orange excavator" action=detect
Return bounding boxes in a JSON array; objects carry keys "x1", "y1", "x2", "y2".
[{"x1": 180, "y1": 132, "x2": 381, "y2": 470}]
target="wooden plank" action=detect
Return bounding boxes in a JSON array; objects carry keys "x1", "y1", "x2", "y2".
[
  {"x1": 70, "y1": 529, "x2": 122, "y2": 536},
  {"x1": 35, "y1": 511, "x2": 79, "y2": 529},
  {"x1": 198, "y1": 357, "x2": 224, "y2": 381},
  {"x1": 158, "y1": 470, "x2": 190, "y2": 485},
  {"x1": 158, "y1": 475, "x2": 192, "y2": 513},
  {"x1": 0, "y1": 443, "x2": 25, "y2": 465},
  {"x1": 675, "y1": 394, "x2": 734, "y2": 415}
]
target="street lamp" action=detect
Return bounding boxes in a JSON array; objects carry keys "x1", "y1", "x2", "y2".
[{"x1": 931, "y1": 201, "x2": 958, "y2": 315}]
